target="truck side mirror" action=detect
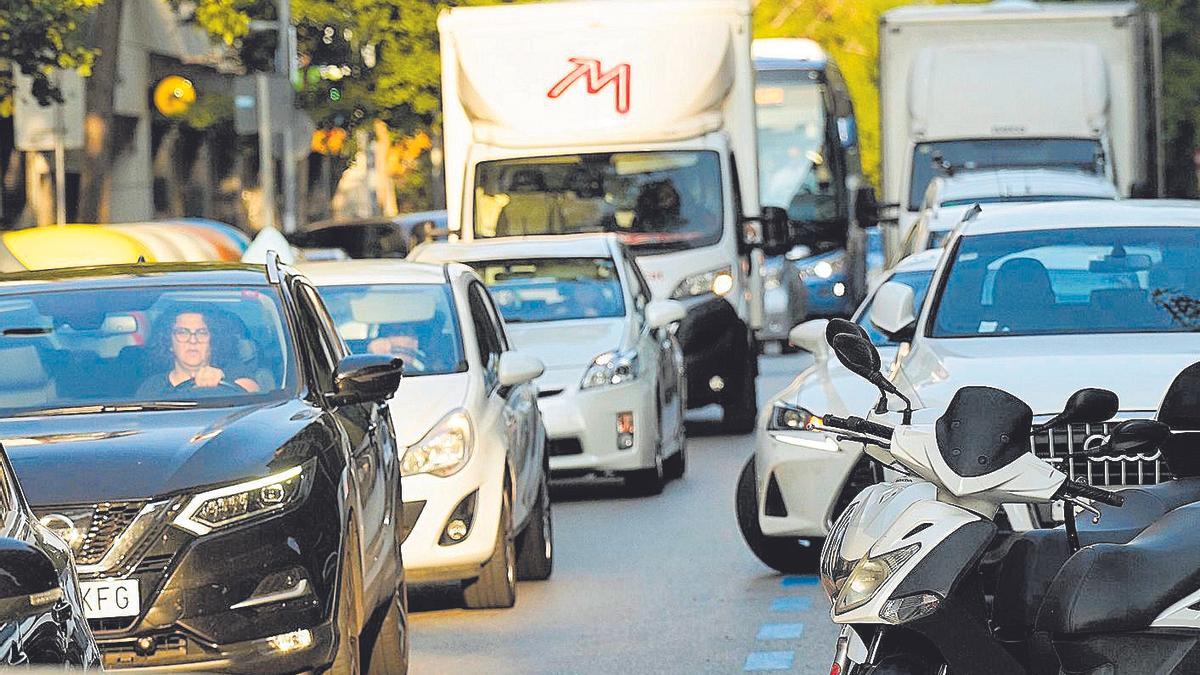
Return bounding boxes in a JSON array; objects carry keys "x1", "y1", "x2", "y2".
[
  {"x1": 855, "y1": 185, "x2": 880, "y2": 229},
  {"x1": 759, "y1": 206, "x2": 790, "y2": 256}
]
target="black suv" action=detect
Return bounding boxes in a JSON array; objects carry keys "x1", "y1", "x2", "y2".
[{"x1": 0, "y1": 256, "x2": 407, "y2": 673}]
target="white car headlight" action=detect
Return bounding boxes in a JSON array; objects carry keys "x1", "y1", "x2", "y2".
[
  {"x1": 580, "y1": 349, "x2": 640, "y2": 389},
  {"x1": 799, "y1": 253, "x2": 845, "y2": 281},
  {"x1": 402, "y1": 409, "x2": 472, "y2": 478},
  {"x1": 834, "y1": 544, "x2": 920, "y2": 614},
  {"x1": 173, "y1": 459, "x2": 315, "y2": 535},
  {"x1": 767, "y1": 402, "x2": 815, "y2": 431},
  {"x1": 671, "y1": 266, "x2": 734, "y2": 299}
]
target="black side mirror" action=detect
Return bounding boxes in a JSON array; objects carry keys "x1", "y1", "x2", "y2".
[
  {"x1": 854, "y1": 185, "x2": 879, "y2": 229},
  {"x1": 831, "y1": 332, "x2": 881, "y2": 379},
  {"x1": 331, "y1": 354, "x2": 404, "y2": 405},
  {"x1": 759, "y1": 206, "x2": 790, "y2": 256},
  {"x1": 1092, "y1": 419, "x2": 1170, "y2": 457},
  {"x1": 1034, "y1": 388, "x2": 1119, "y2": 432},
  {"x1": 0, "y1": 538, "x2": 61, "y2": 616},
  {"x1": 825, "y1": 317, "x2": 869, "y2": 349}
]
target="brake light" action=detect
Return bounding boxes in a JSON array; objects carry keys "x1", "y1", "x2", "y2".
[{"x1": 829, "y1": 664, "x2": 841, "y2": 675}]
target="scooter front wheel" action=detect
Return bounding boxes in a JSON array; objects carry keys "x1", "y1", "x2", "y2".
[
  {"x1": 861, "y1": 653, "x2": 941, "y2": 675},
  {"x1": 735, "y1": 456, "x2": 823, "y2": 573}
]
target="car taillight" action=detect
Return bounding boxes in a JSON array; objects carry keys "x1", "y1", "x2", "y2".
[{"x1": 829, "y1": 664, "x2": 841, "y2": 675}]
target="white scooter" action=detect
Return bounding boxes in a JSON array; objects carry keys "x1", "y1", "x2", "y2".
[{"x1": 814, "y1": 328, "x2": 1200, "y2": 675}]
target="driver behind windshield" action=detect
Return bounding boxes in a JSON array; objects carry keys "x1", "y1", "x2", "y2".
[{"x1": 137, "y1": 308, "x2": 261, "y2": 397}]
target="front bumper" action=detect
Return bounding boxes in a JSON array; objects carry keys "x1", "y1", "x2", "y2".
[
  {"x1": 803, "y1": 275, "x2": 854, "y2": 318},
  {"x1": 754, "y1": 424, "x2": 861, "y2": 538},
  {"x1": 675, "y1": 294, "x2": 751, "y2": 408},
  {"x1": 539, "y1": 379, "x2": 658, "y2": 476},
  {"x1": 760, "y1": 276, "x2": 808, "y2": 341},
  {"x1": 102, "y1": 621, "x2": 335, "y2": 673}
]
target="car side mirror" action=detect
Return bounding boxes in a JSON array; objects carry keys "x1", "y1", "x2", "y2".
[
  {"x1": 498, "y1": 352, "x2": 544, "y2": 387},
  {"x1": 855, "y1": 185, "x2": 880, "y2": 229},
  {"x1": 645, "y1": 300, "x2": 686, "y2": 330},
  {"x1": 331, "y1": 354, "x2": 404, "y2": 405},
  {"x1": 869, "y1": 281, "x2": 917, "y2": 342},
  {"x1": 789, "y1": 319, "x2": 830, "y2": 360},
  {"x1": 1033, "y1": 388, "x2": 1119, "y2": 432},
  {"x1": 0, "y1": 538, "x2": 62, "y2": 617},
  {"x1": 1091, "y1": 419, "x2": 1170, "y2": 457}
]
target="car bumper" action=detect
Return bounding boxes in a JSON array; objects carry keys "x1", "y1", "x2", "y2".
[
  {"x1": 540, "y1": 379, "x2": 658, "y2": 475},
  {"x1": 675, "y1": 294, "x2": 750, "y2": 408},
  {"x1": 101, "y1": 620, "x2": 335, "y2": 673},
  {"x1": 398, "y1": 440, "x2": 507, "y2": 583},
  {"x1": 754, "y1": 425, "x2": 861, "y2": 538},
  {"x1": 803, "y1": 276, "x2": 854, "y2": 318}
]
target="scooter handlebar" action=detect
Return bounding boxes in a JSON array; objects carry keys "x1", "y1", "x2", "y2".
[
  {"x1": 819, "y1": 415, "x2": 895, "y2": 439},
  {"x1": 1059, "y1": 480, "x2": 1126, "y2": 507}
]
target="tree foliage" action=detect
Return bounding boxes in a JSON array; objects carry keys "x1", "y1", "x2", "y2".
[
  {"x1": 1142, "y1": 0, "x2": 1200, "y2": 196},
  {"x1": 0, "y1": 0, "x2": 101, "y2": 105}
]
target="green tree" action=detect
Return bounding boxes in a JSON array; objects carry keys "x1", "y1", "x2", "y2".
[
  {"x1": 1142, "y1": 0, "x2": 1200, "y2": 197},
  {"x1": 0, "y1": 0, "x2": 101, "y2": 105}
]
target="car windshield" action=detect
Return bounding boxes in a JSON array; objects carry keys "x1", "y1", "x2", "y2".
[
  {"x1": 930, "y1": 227, "x2": 1200, "y2": 338},
  {"x1": 473, "y1": 151, "x2": 724, "y2": 252},
  {"x1": 318, "y1": 284, "x2": 467, "y2": 376},
  {"x1": 909, "y1": 139, "x2": 1105, "y2": 210},
  {"x1": 466, "y1": 258, "x2": 625, "y2": 323},
  {"x1": 856, "y1": 270, "x2": 935, "y2": 347},
  {"x1": 755, "y1": 71, "x2": 839, "y2": 223},
  {"x1": 0, "y1": 285, "x2": 295, "y2": 415}
]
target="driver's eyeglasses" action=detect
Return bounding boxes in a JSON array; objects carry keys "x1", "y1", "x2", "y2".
[{"x1": 172, "y1": 327, "x2": 212, "y2": 343}]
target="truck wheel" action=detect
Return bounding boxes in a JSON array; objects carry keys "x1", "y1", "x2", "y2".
[
  {"x1": 515, "y1": 470, "x2": 553, "y2": 581},
  {"x1": 722, "y1": 349, "x2": 758, "y2": 434},
  {"x1": 462, "y1": 490, "x2": 517, "y2": 609},
  {"x1": 735, "y1": 456, "x2": 822, "y2": 573}
]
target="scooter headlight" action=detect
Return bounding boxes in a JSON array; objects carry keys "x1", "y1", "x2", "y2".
[
  {"x1": 834, "y1": 544, "x2": 920, "y2": 614},
  {"x1": 820, "y1": 501, "x2": 860, "y2": 599}
]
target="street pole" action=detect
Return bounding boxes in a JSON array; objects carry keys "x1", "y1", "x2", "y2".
[
  {"x1": 53, "y1": 71, "x2": 66, "y2": 225},
  {"x1": 256, "y1": 72, "x2": 276, "y2": 231},
  {"x1": 277, "y1": 0, "x2": 298, "y2": 233}
]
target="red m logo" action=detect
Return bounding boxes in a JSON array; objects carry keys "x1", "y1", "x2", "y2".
[{"x1": 547, "y1": 57, "x2": 631, "y2": 114}]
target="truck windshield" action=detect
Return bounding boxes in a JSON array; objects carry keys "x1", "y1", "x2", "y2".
[
  {"x1": 930, "y1": 227, "x2": 1200, "y2": 338},
  {"x1": 909, "y1": 139, "x2": 1105, "y2": 210},
  {"x1": 755, "y1": 71, "x2": 839, "y2": 224},
  {"x1": 473, "y1": 151, "x2": 724, "y2": 252}
]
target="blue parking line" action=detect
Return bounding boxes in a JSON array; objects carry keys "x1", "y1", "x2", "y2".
[
  {"x1": 781, "y1": 575, "x2": 820, "y2": 588},
  {"x1": 744, "y1": 651, "x2": 795, "y2": 671},
  {"x1": 757, "y1": 622, "x2": 805, "y2": 640},
  {"x1": 770, "y1": 596, "x2": 812, "y2": 612}
]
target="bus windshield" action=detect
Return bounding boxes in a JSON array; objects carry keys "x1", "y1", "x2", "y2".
[
  {"x1": 472, "y1": 151, "x2": 724, "y2": 253},
  {"x1": 755, "y1": 71, "x2": 839, "y2": 224}
]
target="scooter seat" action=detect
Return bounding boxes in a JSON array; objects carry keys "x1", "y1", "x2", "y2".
[{"x1": 1036, "y1": 502, "x2": 1200, "y2": 635}]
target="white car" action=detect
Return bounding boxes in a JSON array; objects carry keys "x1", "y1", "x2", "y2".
[
  {"x1": 413, "y1": 234, "x2": 688, "y2": 495},
  {"x1": 870, "y1": 200, "x2": 1200, "y2": 526},
  {"x1": 890, "y1": 168, "x2": 1119, "y2": 267},
  {"x1": 738, "y1": 249, "x2": 941, "y2": 572},
  {"x1": 301, "y1": 259, "x2": 551, "y2": 609}
]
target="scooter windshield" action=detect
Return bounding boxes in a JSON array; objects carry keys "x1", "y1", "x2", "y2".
[{"x1": 935, "y1": 386, "x2": 1033, "y2": 478}]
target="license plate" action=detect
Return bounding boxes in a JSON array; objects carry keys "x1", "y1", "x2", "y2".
[{"x1": 80, "y1": 579, "x2": 140, "y2": 619}]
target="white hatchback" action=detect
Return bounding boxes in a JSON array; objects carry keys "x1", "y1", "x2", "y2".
[
  {"x1": 302, "y1": 260, "x2": 550, "y2": 609},
  {"x1": 413, "y1": 234, "x2": 688, "y2": 495}
]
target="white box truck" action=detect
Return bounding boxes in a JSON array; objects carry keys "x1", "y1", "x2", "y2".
[
  {"x1": 878, "y1": 0, "x2": 1162, "y2": 245},
  {"x1": 438, "y1": 0, "x2": 793, "y2": 431}
]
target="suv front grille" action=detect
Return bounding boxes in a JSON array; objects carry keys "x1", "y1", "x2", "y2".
[
  {"x1": 1030, "y1": 421, "x2": 1171, "y2": 487},
  {"x1": 37, "y1": 501, "x2": 148, "y2": 565}
]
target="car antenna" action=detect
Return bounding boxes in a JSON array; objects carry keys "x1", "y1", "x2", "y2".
[{"x1": 265, "y1": 250, "x2": 282, "y2": 285}]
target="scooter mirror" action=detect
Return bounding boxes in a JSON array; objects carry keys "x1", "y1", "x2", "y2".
[
  {"x1": 1034, "y1": 388, "x2": 1120, "y2": 432},
  {"x1": 831, "y1": 333, "x2": 882, "y2": 380},
  {"x1": 825, "y1": 317, "x2": 869, "y2": 349},
  {"x1": 1092, "y1": 419, "x2": 1171, "y2": 457}
]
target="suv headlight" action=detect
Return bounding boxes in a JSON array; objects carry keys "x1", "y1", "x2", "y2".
[
  {"x1": 767, "y1": 402, "x2": 815, "y2": 431},
  {"x1": 671, "y1": 266, "x2": 734, "y2": 299},
  {"x1": 174, "y1": 459, "x2": 316, "y2": 535},
  {"x1": 798, "y1": 253, "x2": 845, "y2": 281},
  {"x1": 581, "y1": 349, "x2": 639, "y2": 389},
  {"x1": 402, "y1": 410, "x2": 472, "y2": 478},
  {"x1": 834, "y1": 544, "x2": 921, "y2": 614}
]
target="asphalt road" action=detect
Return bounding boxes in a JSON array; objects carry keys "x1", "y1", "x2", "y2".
[{"x1": 408, "y1": 351, "x2": 835, "y2": 674}]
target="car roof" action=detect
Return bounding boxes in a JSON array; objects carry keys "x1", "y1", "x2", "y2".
[
  {"x1": 933, "y1": 169, "x2": 1118, "y2": 203},
  {"x1": 892, "y1": 248, "x2": 943, "y2": 273},
  {"x1": 0, "y1": 262, "x2": 272, "y2": 293},
  {"x1": 752, "y1": 38, "x2": 828, "y2": 68},
  {"x1": 412, "y1": 233, "x2": 618, "y2": 263},
  {"x1": 297, "y1": 259, "x2": 451, "y2": 286},
  {"x1": 958, "y1": 200, "x2": 1200, "y2": 236}
]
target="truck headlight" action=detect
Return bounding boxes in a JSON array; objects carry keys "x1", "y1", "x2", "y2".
[
  {"x1": 799, "y1": 253, "x2": 845, "y2": 281},
  {"x1": 834, "y1": 544, "x2": 920, "y2": 614},
  {"x1": 767, "y1": 402, "x2": 815, "y2": 431},
  {"x1": 581, "y1": 349, "x2": 639, "y2": 389},
  {"x1": 173, "y1": 459, "x2": 315, "y2": 535},
  {"x1": 402, "y1": 410, "x2": 472, "y2": 477},
  {"x1": 671, "y1": 266, "x2": 734, "y2": 299}
]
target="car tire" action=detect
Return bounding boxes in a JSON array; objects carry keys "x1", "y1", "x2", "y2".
[
  {"x1": 515, "y1": 470, "x2": 554, "y2": 581},
  {"x1": 664, "y1": 441, "x2": 687, "y2": 480},
  {"x1": 722, "y1": 348, "x2": 758, "y2": 434},
  {"x1": 624, "y1": 445, "x2": 665, "y2": 496},
  {"x1": 462, "y1": 488, "x2": 517, "y2": 609},
  {"x1": 364, "y1": 587, "x2": 408, "y2": 674},
  {"x1": 735, "y1": 456, "x2": 822, "y2": 574}
]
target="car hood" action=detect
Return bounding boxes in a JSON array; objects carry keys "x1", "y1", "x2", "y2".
[
  {"x1": 504, "y1": 318, "x2": 626, "y2": 390},
  {"x1": 777, "y1": 347, "x2": 901, "y2": 417},
  {"x1": 390, "y1": 373, "x2": 470, "y2": 447},
  {"x1": 904, "y1": 334, "x2": 1200, "y2": 416},
  {"x1": 0, "y1": 399, "x2": 331, "y2": 507}
]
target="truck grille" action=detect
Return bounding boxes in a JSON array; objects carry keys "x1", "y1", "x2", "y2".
[{"x1": 1030, "y1": 421, "x2": 1171, "y2": 487}]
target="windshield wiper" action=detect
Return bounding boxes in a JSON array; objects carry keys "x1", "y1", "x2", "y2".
[{"x1": 14, "y1": 401, "x2": 198, "y2": 417}]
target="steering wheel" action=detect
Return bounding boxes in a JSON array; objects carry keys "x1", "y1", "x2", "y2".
[
  {"x1": 171, "y1": 379, "x2": 245, "y2": 394},
  {"x1": 386, "y1": 346, "x2": 429, "y2": 372}
]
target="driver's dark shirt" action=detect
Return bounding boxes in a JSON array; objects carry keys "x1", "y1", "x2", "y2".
[{"x1": 135, "y1": 368, "x2": 252, "y2": 398}]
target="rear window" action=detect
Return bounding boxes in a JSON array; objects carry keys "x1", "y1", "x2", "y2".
[{"x1": 466, "y1": 258, "x2": 625, "y2": 323}]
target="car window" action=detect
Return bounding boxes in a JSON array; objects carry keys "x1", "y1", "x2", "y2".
[
  {"x1": 930, "y1": 227, "x2": 1200, "y2": 337},
  {"x1": 0, "y1": 284, "x2": 296, "y2": 414},
  {"x1": 466, "y1": 257, "x2": 626, "y2": 323},
  {"x1": 295, "y1": 282, "x2": 341, "y2": 387},
  {"x1": 467, "y1": 282, "x2": 503, "y2": 382},
  {"x1": 320, "y1": 283, "x2": 468, "y2": 376},
  {"x1": 856, "y1": 270, "x2": 935, "y2": 347}
]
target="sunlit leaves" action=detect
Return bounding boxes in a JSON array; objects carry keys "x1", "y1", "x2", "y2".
[{"x1": 0, "y1": 0, "x2": 102, "y2": 105}]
